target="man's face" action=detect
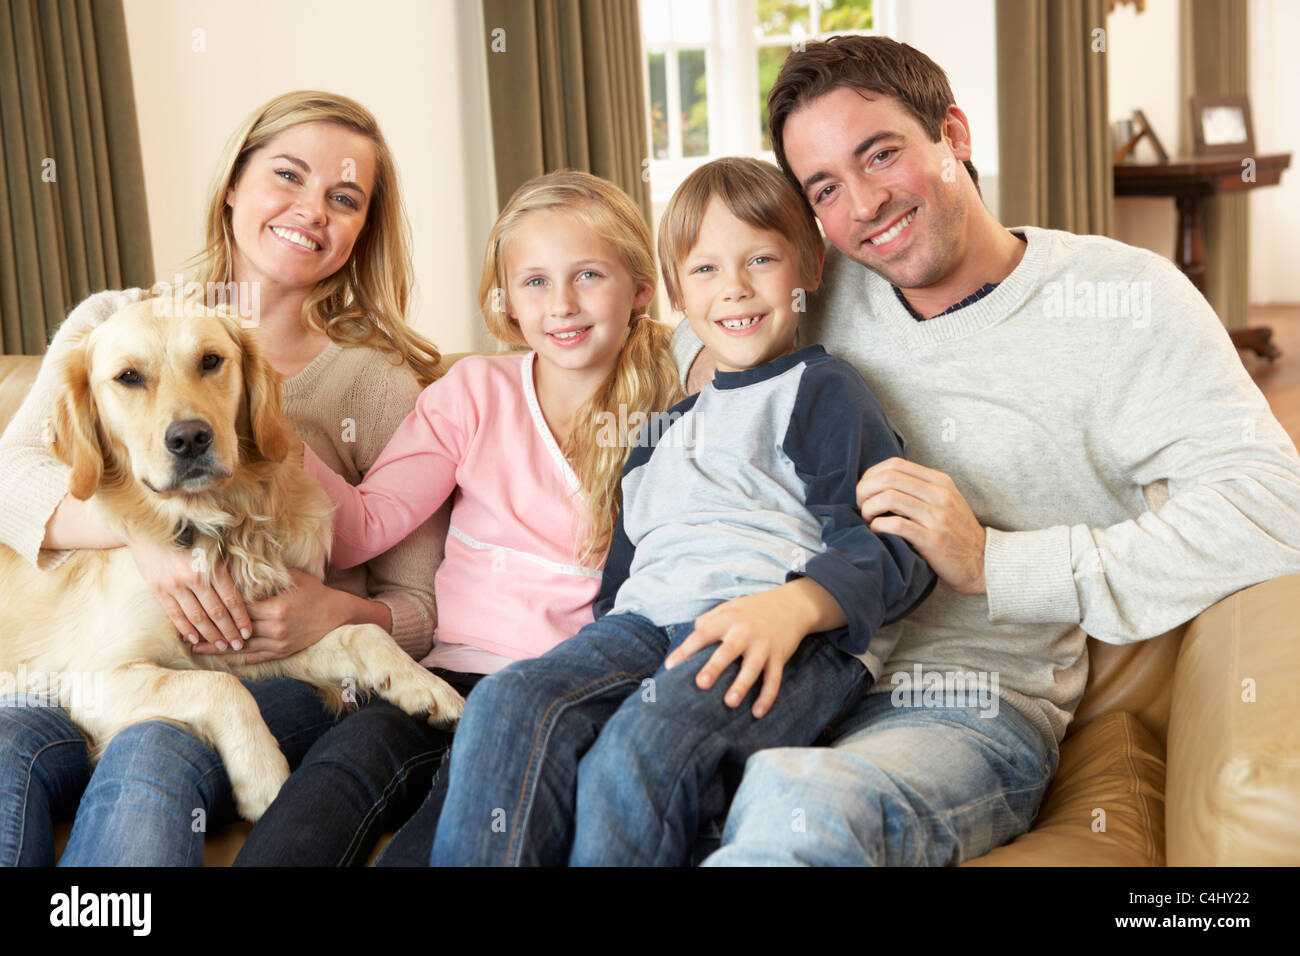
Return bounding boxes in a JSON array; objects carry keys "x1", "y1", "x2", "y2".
[{"x1": 781, "y1": 87, "x2": 970, "y2": 290}]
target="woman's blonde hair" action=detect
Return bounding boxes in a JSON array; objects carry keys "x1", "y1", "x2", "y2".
[
  {"x1": 479, "y1": 170, "x2": 682, "y2": 566},
  {"x1": 193, "y1": 90, "x2": 442, "y2": 387}
]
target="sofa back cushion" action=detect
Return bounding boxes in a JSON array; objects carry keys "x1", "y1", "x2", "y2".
[{"x1": 0, "y1": 356, "x2": 40, "y2": 434}]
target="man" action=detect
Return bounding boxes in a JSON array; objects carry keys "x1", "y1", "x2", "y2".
[{"x1": 672, "y1": 36, "x2": 1300, "y2": 865}]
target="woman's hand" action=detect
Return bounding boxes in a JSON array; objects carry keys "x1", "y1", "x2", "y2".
[
  {"x1": 125, "y1": 531, "x2": 253, "y2": 650},
  {"x1": 193, "y1": 569, "x2": 362, "y2": 664}
]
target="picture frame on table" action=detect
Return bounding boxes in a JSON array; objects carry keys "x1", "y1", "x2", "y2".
[{"x1": 1189, "y1": 95, "x2": 1255, "y2": 157}]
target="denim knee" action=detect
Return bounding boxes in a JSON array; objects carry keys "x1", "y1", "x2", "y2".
[
  {"x1": 702, "y1": 747, "x2": 893, "y2": 866},
  {"x1": 300, "y1": 700, "x2": 445, "y2": 788},
  {"x1": 454, "y1": 665, "x2": 552, "y2": 739},
  {"x1": 0, "y1": 695, "x2": 87, "y2": 758},
  {"x1": 0, "y1": 696, "x2": 91, "y2": 866},
  {"x1": 88, "y1": 719, "x2": 228, "y2": 811}
]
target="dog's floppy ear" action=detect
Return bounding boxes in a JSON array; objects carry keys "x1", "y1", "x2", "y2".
[
  {"x1": 238, "y1": 324, "x2": 291, "y2": 463},
  {"x1": 50, "y1": 339, "x2": 105, "y2": 500}
]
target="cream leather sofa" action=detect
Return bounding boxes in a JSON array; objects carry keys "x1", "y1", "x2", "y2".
[{"x1": 1, "y1": 351, "x2": 1297, "y2": 866}]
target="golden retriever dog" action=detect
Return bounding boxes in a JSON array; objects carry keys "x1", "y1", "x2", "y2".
[{"x1": 0, "y1": 298, "x2": 463, "y2": 821}]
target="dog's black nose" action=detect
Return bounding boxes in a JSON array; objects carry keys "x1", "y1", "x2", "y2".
[{"x1": 165, "y1": 419, "x2": 214, "y2": 459}]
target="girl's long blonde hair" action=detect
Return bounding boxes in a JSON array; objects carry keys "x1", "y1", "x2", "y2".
[
  {"x1": 193, "y1": 90, "x2": 442, "y2": 387},
  {"x1": 480, "y1": 171, "x2": 682, "y2": 567}
]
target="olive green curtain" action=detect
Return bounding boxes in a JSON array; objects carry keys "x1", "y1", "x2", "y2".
[
  {"x1": 995, "y1": 0, "x2": 1113, "y2": 236},
  {"x1": 480, "y1": 0, "x2": 651, "y2": 226},
  {"x1": 1181, "y1": 0, "x2": 1249, "y2": 332},
  {"x1": 0, "y1": 0, "x2": 153, "y2": 355}
]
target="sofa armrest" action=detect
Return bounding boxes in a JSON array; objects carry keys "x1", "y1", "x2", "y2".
[{"x1": 1166, "y1": 573, "x2": 1300, "y2": 865}]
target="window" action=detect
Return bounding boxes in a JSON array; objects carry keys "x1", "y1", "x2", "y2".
[
  {"x1": 755, "y1": 0, "x2": 875, "y2": 149},
  {"x1": 640, "y1": 0, "x2": 887, "y2": 202}
]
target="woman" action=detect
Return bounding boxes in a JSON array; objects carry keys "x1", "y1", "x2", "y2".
[{"x1": 0, "y1": 90, "x2": 448, "y2": 866}]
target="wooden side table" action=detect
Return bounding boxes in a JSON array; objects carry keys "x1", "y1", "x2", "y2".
[{"x1": 1113, "y1": 152, "x2": 1291, "y2": 359}]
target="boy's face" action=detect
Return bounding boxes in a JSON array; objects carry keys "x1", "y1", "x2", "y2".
[
  {"x1": 679, "y1": 197, "x2": 815, "y2": 374},
  {"x1": 781, "y1": 87, "x2": 970, "y2": 291}
]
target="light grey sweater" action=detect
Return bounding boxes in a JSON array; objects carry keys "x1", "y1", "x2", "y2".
[{"x1": 672, "y1": 226, "x2": 1300, "y2": 752}]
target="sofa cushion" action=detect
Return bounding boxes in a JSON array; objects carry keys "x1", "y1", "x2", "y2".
[
  {"x1": 962, "y1": 711, "x2": 1166, "y2": 865},
  {"x1": 1167, "y1": 573, "x2": 1300, "y2": 865},
  {"x1": 0, "y1": 356, "x2": 41, "y2": 434},
  {"x1": 1070, "y1": 625, "x2": 1185, "y2": 749}
]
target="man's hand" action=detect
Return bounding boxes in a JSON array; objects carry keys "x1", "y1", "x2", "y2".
[
  {"x1": 857, "y1": 457, "x2": 987, "y2": 595},
  {"x1": 664, "y1": 579, "x2": 844, "y2": 718}
]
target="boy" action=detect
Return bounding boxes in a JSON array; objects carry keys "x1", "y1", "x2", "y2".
[{"x1": 431, "y1": 157, "x2": 936, "y2": 867}]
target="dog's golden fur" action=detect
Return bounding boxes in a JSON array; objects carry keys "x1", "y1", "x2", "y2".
[{"x1": 0, "y1": 299, "x2": 462, "y2": 821}]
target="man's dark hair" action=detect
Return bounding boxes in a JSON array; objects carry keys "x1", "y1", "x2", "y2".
[{"x1": 769, "y1": 35, "x2": 980, "y2": 200}]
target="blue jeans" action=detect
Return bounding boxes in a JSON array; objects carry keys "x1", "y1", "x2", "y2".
[
  {"x1": 0, "y1": 693, "x2": 90, "y2": 866},
  {"x1": 702, "y1": 690, "x2": 1058, "y2": 865},
  {"x1": 0, "y1": 679, "x2": 337, "y2": 866},
  {"x1": 430, "y1": 611, "x2": 871, "y2": 866},
  {"x1": 235, "y1": 668, "x2": 484, "y2": 867},
  {"x1": 372, "y1": 670, "x2": 485, "y2": 868}
]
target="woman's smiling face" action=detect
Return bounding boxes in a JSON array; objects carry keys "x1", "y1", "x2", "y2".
[{"x1": 225, "y1": 121, "x2": 376, "y2": 295}]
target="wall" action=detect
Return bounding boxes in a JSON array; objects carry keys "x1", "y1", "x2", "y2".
[
  {"x1": 892, "y1": 0, "x2": 1001, "y2": 219},
  {"x1": 1248, "y1": 0, "x2": 1300, "y2": 304},
  {"x1": 121, "y1": 0, "x2": 498, "y2": 354},
  {"x1": 1107, "y1": 0, "x2": 1181, "y2": 262}
]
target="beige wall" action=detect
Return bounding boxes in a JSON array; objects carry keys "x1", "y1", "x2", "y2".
[
  {"x1": 1249, "y1": 0, "x2": 1300, "y2": 304},
  {"x1": 1107, "y1": 0, "x2": 1181, "y2": 261},
  {"x1": 893, "y1": 0, "x2": 1001, "y2": 219},
  {"x1": 121, "y1": 0, "x2": 498, "y2": 354}
]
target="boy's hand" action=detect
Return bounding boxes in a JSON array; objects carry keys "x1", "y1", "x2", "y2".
[{"x1": 664, "y1": 579, "x2": 845, "y2": 719}]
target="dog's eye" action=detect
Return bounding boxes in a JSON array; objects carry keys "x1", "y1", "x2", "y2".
[
  {"x1": 115, "y1": 369, "x2": 143, "y2": 387},
  {"x1": 201, "y1": 354, "x2": 223, "y2": 372}
]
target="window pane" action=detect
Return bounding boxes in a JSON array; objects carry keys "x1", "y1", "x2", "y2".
[
  {"x1": 671, "y1": 0, "x2": 711, "y2": 43},
  {"x1": 678, "y1": 49, "x2": 709, "y2": 157},
  {"x1": 756, "y1": 0, "x2": 811, "y2": 39},
  {"x1": 648, "y1": 53, "x2": 669, "y2": 159},
  {"x1": 641, "y1": 0, "x2": 672, "y2": 44},
  {"x1": 757, "y1": 45, "x2": 787, "y2": 152},
  {"x1": 817, "y1": 0, "x2": 873, "y2": 33}
]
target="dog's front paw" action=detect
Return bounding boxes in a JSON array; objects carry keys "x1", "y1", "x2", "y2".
[
  {"x1": 384, "y1": 668, "x2": 465, "y2": 730},
  {"x1": 227, "y1": 739, "x2": 291, "y2": 822}
]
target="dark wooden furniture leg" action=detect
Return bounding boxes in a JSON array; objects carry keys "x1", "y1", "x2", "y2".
[{"x1": 1173, "y1": 193, "x2": 1278, "y2": 360}]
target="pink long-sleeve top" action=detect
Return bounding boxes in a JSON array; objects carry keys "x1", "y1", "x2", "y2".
[{"x1": 303, "y1": 352, "x2": 601, "y2": 664}]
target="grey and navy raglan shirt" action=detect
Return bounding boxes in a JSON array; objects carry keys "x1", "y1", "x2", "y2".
[{"x1": 593, "y1": 344, "x2": 937, "y2": 677}]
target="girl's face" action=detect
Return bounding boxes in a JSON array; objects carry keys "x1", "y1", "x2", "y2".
[
  {"x1": 504, "y1": 209, "x2": 651, "y2": 376},
  {"x1": 225, "y1": 121, "x2": 376, "y2": 296}
]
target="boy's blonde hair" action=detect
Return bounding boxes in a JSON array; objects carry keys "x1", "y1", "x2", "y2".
[
  {"x1": 479, "y1": 170, "x2": 682, "y2": 566},
  {"x1": 658, "y1": 156, "x2": 823, "y2": 312},
  {"x1": 193, "y1": 90, "x2": 443, "y2": 387}
]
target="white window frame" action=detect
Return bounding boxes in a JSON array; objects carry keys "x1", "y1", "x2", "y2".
[{"x1": 642, "y1": 0, "x2": 896, "y2": 202}]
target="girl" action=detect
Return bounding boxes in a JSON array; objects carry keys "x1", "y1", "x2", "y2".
[
  {"x1": 0, "y1": 90, "x2": 447, "y2": 865},
  {"x1": 243, "y1": 170, "x2": 681, "y2": 866}
]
